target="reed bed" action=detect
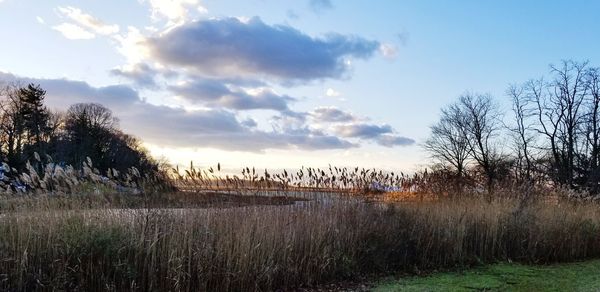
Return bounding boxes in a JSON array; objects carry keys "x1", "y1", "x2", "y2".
[
  {"x1": 3, "y1": 159, "x2": 600, "y2": 290},
  {"x1": 2, "y1": 196, "x2": 600, "y2": 291},
  {"x1": 0, "y1": 154, "x2": 172, "y2": 196},
  {"x1": 171, "y1": 162, "x2": 428, "y2": 195}
]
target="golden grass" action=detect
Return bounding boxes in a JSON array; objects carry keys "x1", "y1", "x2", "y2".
[
  {"x1": 2, "y1": 194, "x2": 600, "y2": 291},
  {"x1": 2, "y1": 159, "x2": 600, "y2": 290}
]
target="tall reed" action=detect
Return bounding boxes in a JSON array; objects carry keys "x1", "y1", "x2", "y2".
[{"x1": 2, "y1": 196, "x2": 600, "y2": 291}]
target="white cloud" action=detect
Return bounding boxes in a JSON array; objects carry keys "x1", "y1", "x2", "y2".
[
  {"x1": 379, "y1": 43, "x2": 398, "y2": 59},
  {"x1": 36, "y1": 16, "x2": 46, "y2": 24},
  {"x1": 57, "y1": 6, "x2": 119, "y2": 36},
  {"x1": 325, "y1": 88, "x2": 340, "y2": 97},
  {"x1": 52, "y1": 23, "x2": 95, "y2": 40},
  {"x1": 143, "y1": 0, "x2": 207, "y2": 23},
  {"x1": 113, "y1": 26, "x2": 150, "y2": 64},
  {"x1": 196, "y1": 5, "x2": 208, "y2": 14}
]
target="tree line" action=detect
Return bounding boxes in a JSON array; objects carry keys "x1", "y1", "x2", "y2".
[
  {"x1": 425, "y1": 60, "x2": 600, "y2": 197},
  {"x1": 0, "y1": 82, "x2": 159, "y2": 181}
]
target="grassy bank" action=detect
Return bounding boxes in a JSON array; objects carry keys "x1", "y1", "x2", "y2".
[
  {"x1": 2, "y1": 195, "x2": 600, "y2": 290},
  {"x1": 375, "y1": 260, "x2": 600, "y2": 291}
]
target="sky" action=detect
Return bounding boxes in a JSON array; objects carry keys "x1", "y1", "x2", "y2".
[{"x1": 0, "y1": 0, "x2": 599, "y2": 172}]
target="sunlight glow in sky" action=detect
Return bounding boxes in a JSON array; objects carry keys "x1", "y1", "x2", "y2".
[{"x1": 0, "y1": 0, "x2": 599, "y2": 171}]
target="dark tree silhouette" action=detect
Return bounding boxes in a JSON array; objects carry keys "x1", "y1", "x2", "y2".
[
  {"x1": 423, "y1": 101, "x2": 470, "y2": 182},
  {"x1": 458, "y1": 93, "x2": 504, "y2": 193},
  {"x1": 18, "y1": 84, "x2": 51, "y2": 163},
  {"x1": 0, "y1": 84, "x2": 160, "y2": 182}
]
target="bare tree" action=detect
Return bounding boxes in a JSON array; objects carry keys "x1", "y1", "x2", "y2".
[
  {"x1": 459, "y1": 93, "x2": 503, "y2": 193},
  {"x1": 423, "y1": 103, "x2": 470, "y2": 178},
  {"x1": 507, "y1": 84, "x2": 536, "y2": 183},
  {"x1": 531, "y1": 60, "x2": 588, "y2": 187},
  {"x1": 424, "y1": 93, "x2": 504, "y2": 195},
  {"x1": 580, "y1": 66, "x2": 600, "y2": 190}
]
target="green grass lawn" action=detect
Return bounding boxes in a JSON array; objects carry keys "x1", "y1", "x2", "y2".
[{"x1": 374, "y1": 260, "x2": 600, "y2": 292}]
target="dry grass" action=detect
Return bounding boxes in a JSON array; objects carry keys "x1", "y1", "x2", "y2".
[
  {"x1": 0, "y1": 155, "x2": 172, "y2": 196},
  {"x1": 1, "y1": 194, "x2": 600, "y2": 291},
  {"x1": 2, "y1": 160, "x2": 600, "y2": 290},
  {"x1": 171, "y1": 162, "x2": 427, "y2": 195}
]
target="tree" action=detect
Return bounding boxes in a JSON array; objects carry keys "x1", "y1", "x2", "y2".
[
  {"x1": 0, "y1": 83, "x2": 162, "y2": 185},
  {"x1": 424, "y1": 93, "x2": 504, "y2": 195},
  {"x1": 507, "y1": 84, "x2": 536, "y2": 183},
  {"x1": 531, "y1": 60, "x2": 589, "y2": 187},
  {"x1": 0, "y1": 83, "x2": 27, "y2": 168},
  {"x1": 63, "y1": 103, "x2": 119, "y2": 171},
  {"x1": 580, "y1": 66, "x2": 600, "y2": 191},
  {"x1": 459, "y1": 93, "x2": 504, "y2": 193},
  {"x1": 423, "y1": 102, "x2": 470, "y2": 179},
  {"x1": 106, "y1": 132, "x2": 158, "y2": 175},
  {"x1": 18, "y1": 84, "x2": 51, "y2": 161}
]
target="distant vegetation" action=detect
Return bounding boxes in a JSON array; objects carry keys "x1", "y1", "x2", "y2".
[
  {"x1": 424, "y1": 60, "x2": 600, "y2": 200},
  {"x1": 0, "y1": 82, "x2": 166, "y2": 194}
]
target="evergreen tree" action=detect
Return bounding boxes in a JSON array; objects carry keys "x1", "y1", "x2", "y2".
[{"x1": 18, "y1": 84, "x2": 50, "y2": 161}]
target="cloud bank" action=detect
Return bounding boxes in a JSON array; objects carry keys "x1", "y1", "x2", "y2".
[
  {"x1": 170, "y1": 79, "x2": 295, "y2": 112},
  {"x1": 0, "y1": 72, "x2": 356, "y2": 152},
  {"x1": 146, "y1": 17, "x2": 380, "y2": 82},
  {"x1": 33, "y1": 5, "x2": 415, "y2": 153}
]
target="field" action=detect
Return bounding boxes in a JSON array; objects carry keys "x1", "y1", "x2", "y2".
[
  {"x1": 375, "y1": 260, "x2": 600, "y2": 291},
  {"x1": 2, "y1": 185, "x2": 600, "y2": 291}
]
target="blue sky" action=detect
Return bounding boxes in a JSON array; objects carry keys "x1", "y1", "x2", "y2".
[{"x1": 0, "y1": 0, "x2": 599, "y2": 171}]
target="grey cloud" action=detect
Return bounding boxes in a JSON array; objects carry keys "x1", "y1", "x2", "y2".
[
  {"x1": 241, "y1": 118, "x2": 258, "y2": 128},
  {"x1": 126, "y1": 104, "x2": 354, "y2": 151},
  {"x1": 283, "y1": 133, "x2": 355, "y2": 150},
  {"x1": 0, "y1": 72, "x2": 409, "y2": 150},
  {"x1": 275, "y1": 108, "x2": 415, "y2": 148},
  {"x1": 125, "y1": 104, "x2": 246, "y2": 136},
  {"x1": 335, "y1": 123, "x2": 393, "y2": 139},
  {"x1": 171, "y1": 79, "x2": 230, "y2": 101},
  {"x1": 310, "y1": 106, "x2": 357, "y2": 123},
  {"x1": 170, "y1": 79, "x2": 295, "y2": 112},
  {"x1": 111, "y1": 63, "x2": 159, "y2": 89},
  {"x1": 0, "y1": 72, "x2": 355, "y2": 151},
  {"x1": 376, "y1": 135, "x2": 415, "y2": 147},
  {"x1": 270, "y1": 111, "x2": 308, "y2": 133},
  {"x1": 334, "y1": 122, "x2": 415, "y2": 147},
  {"x1": 146, "y1": 17, "x2": 379, "y2": 82},
  {"x1": 110, "y1": 63, "x2": 180, "y2": 89},
  {"x1": 0, "y1": 72, "x2": 139, "y2": 109}
]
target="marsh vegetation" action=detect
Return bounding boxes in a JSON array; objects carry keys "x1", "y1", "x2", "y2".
[{"x1": 3, "y1": 60, "x2": 600, "y2": 291}]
